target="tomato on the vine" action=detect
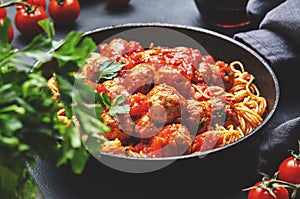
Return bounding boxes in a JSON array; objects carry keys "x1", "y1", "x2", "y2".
[
  {"x1": 0, "y1": 4, "x2": 7, "y2": 18},
  {"x1": 48, "y1": 0, "x2": 80, "y2": 25},
  {"x1": 247, "y1": 181, "x2": 289, "y2": 199},
  {"x1": 16, "y1": 0, "x2": 47, "y2": 10},
  {"x1": 0, "y1": 18, "x2": 14, "y2": 43},
  {"x1": 14, "y1": 6, "x2": 48, "y2": 37},
  {"x1": 278, "y1": 143, "x2": 300, "y2": 185}
]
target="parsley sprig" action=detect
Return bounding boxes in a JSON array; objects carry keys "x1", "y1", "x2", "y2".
[
  {"x1": 96, "y1": 60, "x2": 125, "y2": 82},
  {"x1": 100, "y1": 93, "x2": 130, "y2": 117},
  {"x1": 0, "y1": 18, "x2": 126, "y2": 198}
]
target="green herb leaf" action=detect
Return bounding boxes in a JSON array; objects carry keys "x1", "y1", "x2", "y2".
[
  {"x1": 72, "y1": 80, "x2": 110, "y2": 134},
  {"x1": 55, "y1": 74, "x2": 74, "y2": 117},
  {"x1": 69, "y1": 127, "x2": 82, "y2": 149},
  {"x1": 1, "y1": 19, "x2": 54, "y2": 69},
  {"x1": 0, "y1": 86, "x2": 18, "y2": 105},
  {"x1": 109, "y1": 104, "x2": 130, "y2": 117},
  {"x1": 100, "y1": 93, "x2": 111, "y2": 108},
  {"x1": 99, "y1": 93, "x2": 130, "y2": 117},
  {"x1": 22, "y1": 73, "x2": 48, "y2": 98},
  {"x1": 20, "y1": 35, "x2": 53, "y2": 63},
  {"x1": 70, "y1": 144, "x2": 90, "y2": 174},
  {"x1": 0, "y1": 18, "x2": 13, "y2": 61},
  {"x1": 38, "y1": 19, "x2": 55, "y2": 41},
  {"x1": 0, "y1": 135, "x2": 20, "y2": 147},
  {"x1": 108, "y1": 96, "x2": 130, "y2": 117},
  {"x1": 53, "y1": 31, "x2": 97, "y2": 67},
  {"x1": 83, "y1": 135, "x2": 104, "y2": 156},
  {"x1": 0, "y1": 18, "x2": 11, "y2": 45},
  {"x1": 0, "y1": 163, "x2": 20, "y2": 195},
  {"x1": 0, "y1": 116, "x2": 23, "y2": 135},
  {"x1": 113, "y1": 95, "x2": 127, "y2": 106},
  {"x1": 56, "y1": 124, "x2": 89, "y2": 174},
  {"x1": 96, "y1": 61, "x2": 125, "y2": 81},
  {"x1": 22, "y1": 35, "x2": 52, "y2": 53}
]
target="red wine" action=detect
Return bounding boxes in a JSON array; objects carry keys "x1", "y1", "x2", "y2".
[{"x1": 195, "y1": 0, "x2": 250, "y2": 28}]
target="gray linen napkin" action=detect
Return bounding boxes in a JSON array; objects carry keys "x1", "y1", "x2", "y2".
[
  {"x1": 246, "y1": 0, "x2": 284, "y2": 26},
  {"x1": 234, "y1": 0, "x2": 300, "y2": 69},
  {"x1": 234, "y1": 0, "x2": 300, "y2": 177}
]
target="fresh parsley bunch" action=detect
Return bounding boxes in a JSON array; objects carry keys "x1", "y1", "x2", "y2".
[{"x1": 0, "y1": 18, "x2": 111, "y2": 199}]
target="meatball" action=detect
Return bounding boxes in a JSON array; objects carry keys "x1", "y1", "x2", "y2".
[
  {"x1": 148, "y1": 124, "x2": 192, "y2": 157},
  {"x1": 194, "y1": 62, "x2": 233, "y2": 91},
  {"x1": 191, "y1": 131, "x2": 221, "y2": 153},
  {"x1": 81, "y1": 52, "x2": 109, "y2": 82},
  {"x1": 99, "y1": 38, "x2": 143, "y2": 58},
  {"x1": 214, "y1": 61, "x2": 234, "y2": 91},
  {"x1": 155, "y1": 65, "x2": 194, "y2": 98},
  {"x1": 147, "y1": 84, "x2": 187, "y2": 124},
  {"x1": 183, "y1": 99, "x2": 212, "y2": 135},
  {"x1": 134, "y1": 113, "x2": 164, "y2": 138},
  {"x1": 171, "y1": 47, "x2": 203, "y2": 67},
  {"x1": 96, "y1": 79, "x2": 129, "y2": 100},
  {"x1": 123, "y1": 63, "x2": 156, "y2": 94}
]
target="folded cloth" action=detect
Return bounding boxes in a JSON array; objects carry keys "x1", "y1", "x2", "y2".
[
  {"x1": 234, "y1": 0, "x2": 300, "y2": 69},
  {"x1": 246, "y1": 0, "x2": 284, "y2": 26},
  {"x1": 234, "y1": 29, "x2": 300, "y2": 69},
  {"x1": 259, "y1": 0, "x2": 300, "y2": 46},
  {"x1": 233, "y1": 0, "x2": 300, "y2": 179},
  {"x1": 258, "y1": 117, "x2": 300, "y2": 177}
]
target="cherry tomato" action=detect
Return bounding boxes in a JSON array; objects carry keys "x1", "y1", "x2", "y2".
[
  {"x1": 14, "y1": 6, "x2": 48, "y2": 37},
  {"x1": 106, "y1": 0, "x2": 131, "y2": 6},
  {"x1": 0, "y1": 4, "x2": 7, "y2": 18},
  {"x1": 248, "y1": 181, "x2": 289, "y2": 199},
  {"x1": 278, "y1": 156, "x2": 300, "y2": 184},
  {"x1": 16, "y1": 0, "x2": 47, "y2": 10},
  {"x1": 48, "y1": 0, "x2": 80, "y2": 25},
  {"x1": 0, "y1": 18, "x2": 14, "y2": 43},
  {"x1": 27, "y1": 0, "x2": 46, "y2": 9}
]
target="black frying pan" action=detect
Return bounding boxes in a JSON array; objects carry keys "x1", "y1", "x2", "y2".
[
  {"x1": 34, "y1": 23, "x2": 280, "y2": 198},
  {"x1": 82, "y1": 23, "x2": 279, "y2": 169}
]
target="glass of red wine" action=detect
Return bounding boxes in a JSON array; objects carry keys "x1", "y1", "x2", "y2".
[{"x1": 194, "y1": 0, "x2": 250, "y2": 29}]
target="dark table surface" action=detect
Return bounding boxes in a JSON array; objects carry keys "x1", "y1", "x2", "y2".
[{"x1": 6, "y1": 0, "x2": 300, "y2": 199}]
